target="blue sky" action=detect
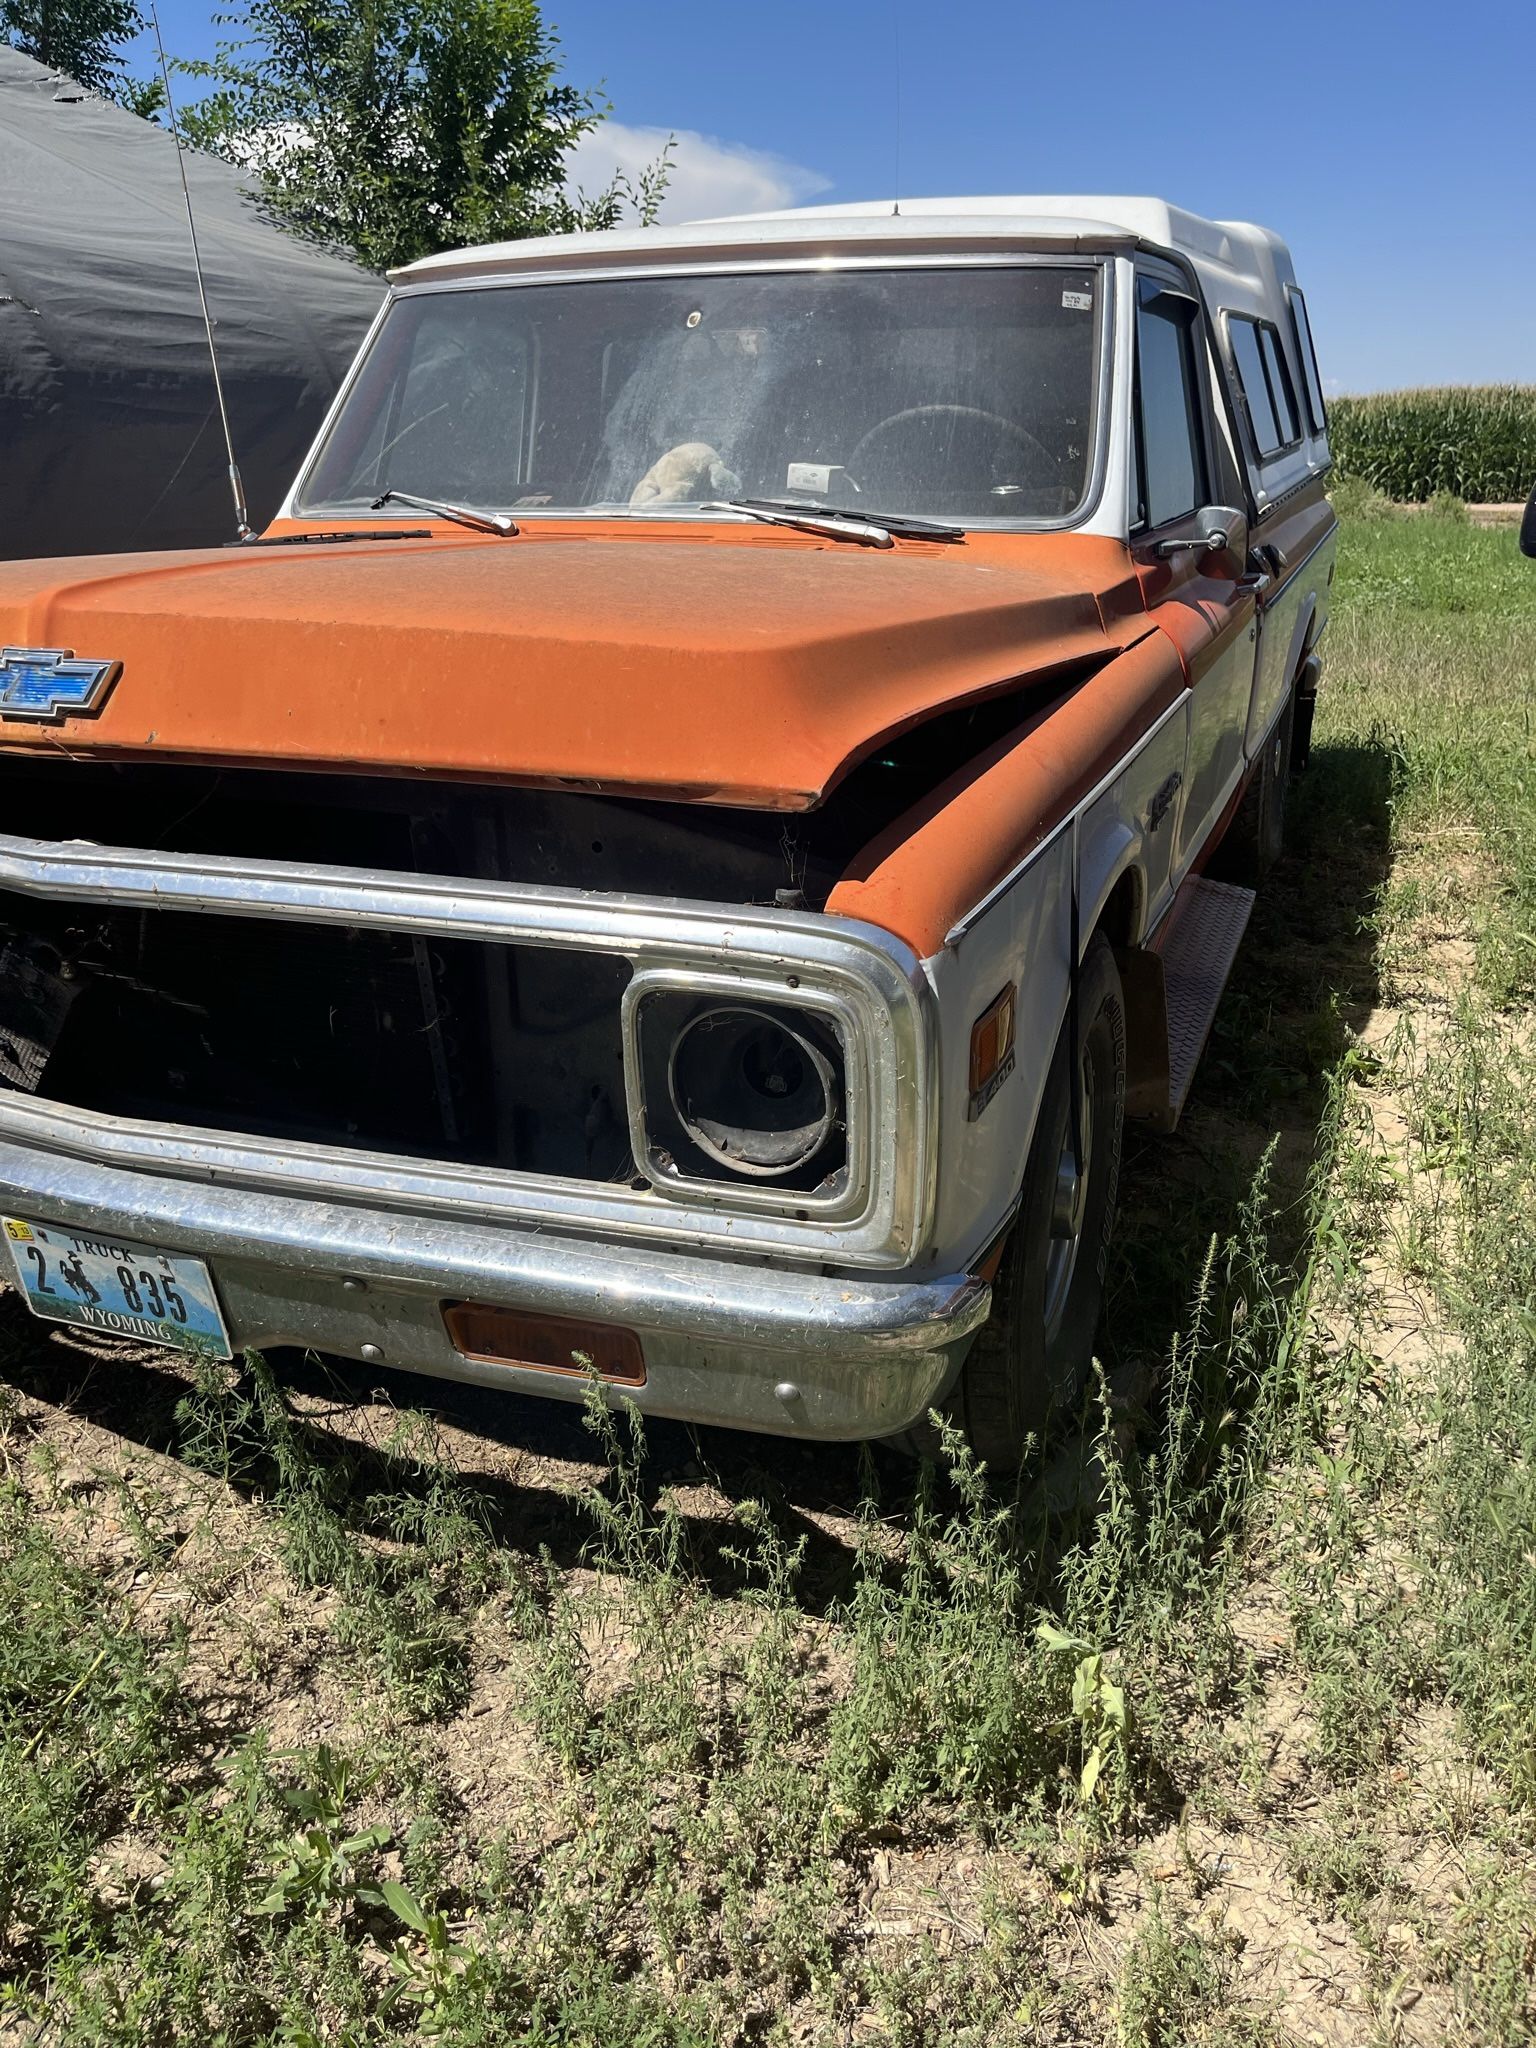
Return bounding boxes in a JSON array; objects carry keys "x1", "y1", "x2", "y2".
[{"x1": 134, "y1": 0, "x2": 1534, "y2": 394}]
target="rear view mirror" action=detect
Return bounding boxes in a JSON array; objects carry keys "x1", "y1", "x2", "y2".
[
  {"x1": 1521, "y1": 486, "x2": 1536, "y2": 560},
  {"x1": 1198, "y1": 505, "x2": 1248, "y2": 557},
  {"x1": 1154, "y1": 505, "x2": 1247, "y2": 560}
]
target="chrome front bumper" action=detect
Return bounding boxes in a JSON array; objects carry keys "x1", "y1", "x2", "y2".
[{"x1": 0, "y1": 1136, "x2": 990, "y2": 1440}]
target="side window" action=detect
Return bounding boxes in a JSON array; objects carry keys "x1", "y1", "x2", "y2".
[
  {"x1": 1228, "y1": 317, "x2": 1280, "y2": 454},
  {"x1": 1134, "y1": 282, "x2": 1207, "y2": 528},
  {"x1": 1228, "y1": 314, "x2": 1302, "y2": 457},
  {"x1": 1288, "y1": 289, "x2": 1328, "y2": 434},
  {"x1": 1258, "y1": 326, "x2": 1300, "y2": 445}
]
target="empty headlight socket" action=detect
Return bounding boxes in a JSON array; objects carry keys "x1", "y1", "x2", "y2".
[{"x1": 630, "y1": 988, "x2": 850, "y2": 1197}]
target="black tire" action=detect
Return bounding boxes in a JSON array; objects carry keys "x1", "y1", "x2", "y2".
[
  {"x1": 923, "y1": 935, "x2": 1127, "y2": 1472},
  {"x1": 1215, "y1": 687, "x2": 1295, "y2": 886}
]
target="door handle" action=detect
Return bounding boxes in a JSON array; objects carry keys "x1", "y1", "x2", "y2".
[{"x1": 1234, "y1": 572, "x2": 1272, "y2": 598}]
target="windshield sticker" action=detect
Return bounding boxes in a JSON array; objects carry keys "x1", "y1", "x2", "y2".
[{"x1": 1062, "y1": 288, "x2": 1093, "y2": 312}]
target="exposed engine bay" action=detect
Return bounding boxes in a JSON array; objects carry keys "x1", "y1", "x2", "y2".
[{"x1": 0, "y1": 672, "x2": 1071, "y2": 1187}]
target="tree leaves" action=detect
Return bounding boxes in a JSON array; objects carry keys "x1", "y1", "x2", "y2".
[
  {"x1": 178, "y1": 0, "x2": 669, "y2": 271},
  {"x1": 1, "y1": 0, "x2": 153, "y2": 104}
]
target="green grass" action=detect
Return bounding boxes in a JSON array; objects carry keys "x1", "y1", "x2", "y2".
[
  {"x1": 2, "y1": 504, "x2": 1535, "y2": 2042},
  {"x1": 1318, "y1": 503, "x2": 1536, "y2": 1008},
  {"x1": 1113, "y1": 1898, "x2": 1266, "y2": 2048},
  {"x1": 1330, "y1": 384, "x2": 1536, "y2": 502}
]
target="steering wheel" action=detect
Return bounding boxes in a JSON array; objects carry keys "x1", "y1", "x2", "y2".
[{"x1": 846, "y1": 404, "x2": 1062, "y2": 496}]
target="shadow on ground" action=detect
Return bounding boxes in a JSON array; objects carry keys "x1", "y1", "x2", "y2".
[
  {"x1": 1103, "y1": 737, "x2": 1393, "y2": 1391},
  {"x1": 0, "y1": 736, "x2": 1394, "y2": 1612}
]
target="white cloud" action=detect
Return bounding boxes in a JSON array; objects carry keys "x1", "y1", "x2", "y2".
[{"x1": 564, "y1": 122, "x2": 831, "y2": 225}]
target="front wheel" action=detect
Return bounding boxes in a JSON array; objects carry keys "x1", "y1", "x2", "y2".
[{"x1": 939, "y1": 935, "x2": 1127, "y2": 1472}]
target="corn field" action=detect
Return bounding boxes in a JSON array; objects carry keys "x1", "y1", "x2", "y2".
[{"x1": 1328, "y1": 383, "x2": 1536, "y2": 502}]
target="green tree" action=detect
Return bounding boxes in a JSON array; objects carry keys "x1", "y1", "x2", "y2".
[
  {"x1": 179, "y1": 0, "x2": 669, "y2": 272},
  {"x1": 1, "y1": 0, "x2": 153, "y2": 102}
]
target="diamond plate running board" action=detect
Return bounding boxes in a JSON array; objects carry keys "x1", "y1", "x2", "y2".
[{"x1": 1149, "y1": 875, "x2": 1255, "y2": 1128}]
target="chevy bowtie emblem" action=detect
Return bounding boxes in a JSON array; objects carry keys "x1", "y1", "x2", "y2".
[{"x1": 0, "y1": 647, "x2": 122, "y2": 724}]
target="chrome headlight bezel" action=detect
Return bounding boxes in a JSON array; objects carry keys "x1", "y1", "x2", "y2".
[{"x1": 620, "y1": 938, "x2": 931, "y2": 1257}]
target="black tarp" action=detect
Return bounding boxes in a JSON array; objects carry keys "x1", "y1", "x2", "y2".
[{"x1": 0, "y1": 48, "x2": 383, "y2": 557}]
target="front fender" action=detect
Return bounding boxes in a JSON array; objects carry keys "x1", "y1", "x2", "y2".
[
  {"x1": 826, "y1": 631, "x2": 1184, "y2": 957},
  {"x1": 824, "y1": 630, "x2": 1190, "y2": 1270}
]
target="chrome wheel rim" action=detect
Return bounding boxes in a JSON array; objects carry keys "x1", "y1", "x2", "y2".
[{"x1": 1043, "y1": 1048, "x2": 1093, "y2": 1345}]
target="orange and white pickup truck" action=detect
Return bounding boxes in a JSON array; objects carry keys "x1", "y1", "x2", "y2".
[{"x1": 0, "y1": 196, "x2": 1335, "y2": 1467}]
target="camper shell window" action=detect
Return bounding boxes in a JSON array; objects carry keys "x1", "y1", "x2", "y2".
[
  {"x1": 1226, "y1": 313, "x2": 1303, "y2": 460},
  {"x1": 1286, "y1": 288, "x2": 1328, "y2": 436}
]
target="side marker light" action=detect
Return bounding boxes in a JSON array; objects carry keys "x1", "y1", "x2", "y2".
[{"x1": 967, "y1": 983, "x2": 1017, "y2": 1120}]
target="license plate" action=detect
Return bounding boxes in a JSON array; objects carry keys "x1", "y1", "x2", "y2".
[{"x1": 2, "y1": 1215, "x2": 232, "y2": 1359}]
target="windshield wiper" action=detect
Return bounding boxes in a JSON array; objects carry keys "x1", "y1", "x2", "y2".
[
  {"x1": 748, "y1": 498, "x2": 966, "y2": 542},
  {"x1": 233, "y1": 528, "x2": 435, "y2": 548},
  {"x1": 706, "y1": 498, "x2": 965, "y2": 547},
  {"x1": 371, "y1": 488, "x2": 519, "y2": 537}
]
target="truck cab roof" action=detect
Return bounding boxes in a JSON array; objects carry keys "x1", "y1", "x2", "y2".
[{"x1": 389, "y1": 192, "x2": 1298, "y2": 329}]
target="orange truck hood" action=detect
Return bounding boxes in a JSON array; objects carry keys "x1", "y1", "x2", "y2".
[{"x1": 0, "y1": 527, "x2": 1147, "y2": 810}]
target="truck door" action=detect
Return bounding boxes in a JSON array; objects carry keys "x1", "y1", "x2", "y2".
[
  {"x1": 1226, "y1": 308, "x2": 1325, "y2": 762},
  {"x1": 1129, "y1": 271, "x2": 1260, "y2": 880}
]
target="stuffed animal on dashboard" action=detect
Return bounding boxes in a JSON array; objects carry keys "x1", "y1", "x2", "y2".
[{"x1": 630, "y1": 442, "x2": 742, "y2": 506}]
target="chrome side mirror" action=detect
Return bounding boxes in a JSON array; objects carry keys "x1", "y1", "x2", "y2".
[
  {"x1": 1521, "y1": 485, "x2": 1536, "y2": 561},
  {"x1": 1155, "y1": 505, "x2": 1248, "y2": 560}
]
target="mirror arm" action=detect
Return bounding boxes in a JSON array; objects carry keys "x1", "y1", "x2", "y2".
[
  {"x1": 1152, "y1": 505, "x2": 1248, "y2": 562},
  {"x1": 1154, "y1": 528, "x2": 1229, "y2": 560}
]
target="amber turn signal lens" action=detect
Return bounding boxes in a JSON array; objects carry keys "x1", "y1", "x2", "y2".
[
  {"x1": 442, "y1": 1304, "x2": 646, "y2": 1385},
  {"x1": 968, "y1": 983, "x2": 1018, "y2": 1096}
]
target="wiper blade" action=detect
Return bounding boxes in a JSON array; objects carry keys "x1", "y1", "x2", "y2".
[
  {"x1": 233, "y1": 528, "x2": 435, "y2": 548},
  {"x1": 704, "y1": 500, "x2": 895, "y2": 549},
  {"x1": 716, "y1": 498, "x2": 966, "y2": 544},
  {"x1": 371, "y1": 488, "x2": 518, "y2": 537}
]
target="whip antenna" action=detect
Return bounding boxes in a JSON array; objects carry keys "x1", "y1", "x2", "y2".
[
  {"x1": 149, "y1": 1, "x2": 253, "y2": 540},
  {"x1": 891, "y1": 0, "x2": 901, "y2": 216}
]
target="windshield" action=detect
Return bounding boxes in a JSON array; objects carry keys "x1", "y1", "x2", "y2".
[{"x1": 297, "y1": 265, "x2": 1105, "y2": 528}]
